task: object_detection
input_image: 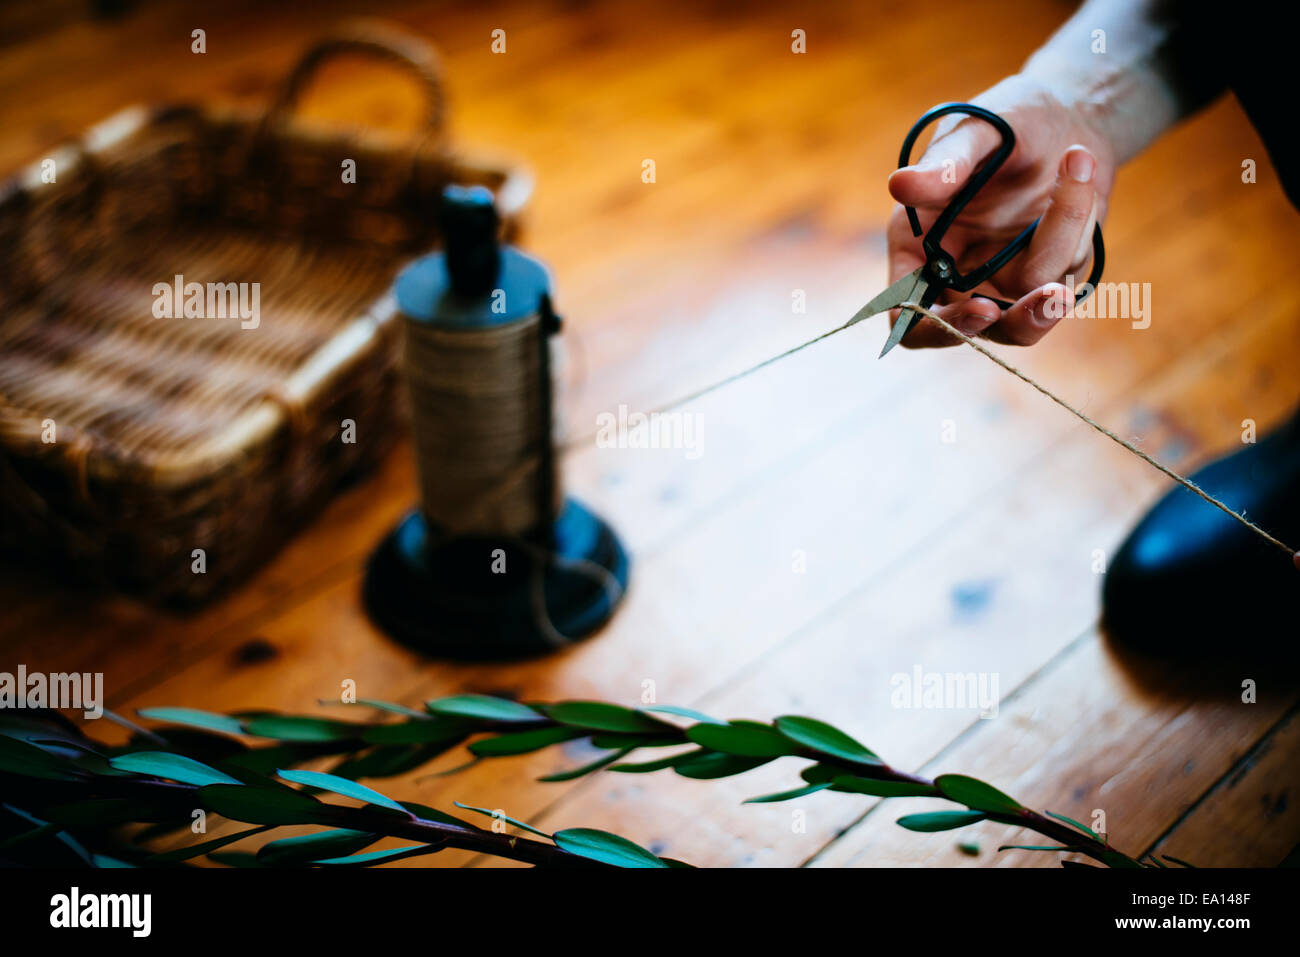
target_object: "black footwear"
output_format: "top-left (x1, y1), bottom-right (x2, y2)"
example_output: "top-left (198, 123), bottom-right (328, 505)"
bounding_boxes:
top-left (1102, 408), bottom-right (1300, 655)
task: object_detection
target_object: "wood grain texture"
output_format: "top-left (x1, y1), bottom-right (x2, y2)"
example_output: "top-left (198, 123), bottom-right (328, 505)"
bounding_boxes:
top-left (1150, 708), bottom-right (1300, 868)
top-left (2, 0), bottom-right (1297, 868)
top-left (808, 631), bottom-right (1297, 868)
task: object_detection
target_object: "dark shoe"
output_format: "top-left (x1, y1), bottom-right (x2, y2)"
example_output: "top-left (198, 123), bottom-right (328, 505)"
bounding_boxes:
top-left (1102, 409), bottom-right (1300, 655)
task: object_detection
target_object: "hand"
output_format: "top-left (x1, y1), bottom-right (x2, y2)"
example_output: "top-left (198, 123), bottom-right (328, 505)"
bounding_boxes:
top-left (885, 74), bottom-right (1116, 348)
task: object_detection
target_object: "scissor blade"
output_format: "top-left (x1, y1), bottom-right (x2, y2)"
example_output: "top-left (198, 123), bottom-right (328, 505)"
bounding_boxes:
top-left (878, 275), bottom-right (929, 358)
top-left (845, 268), bottom-right (925, 331)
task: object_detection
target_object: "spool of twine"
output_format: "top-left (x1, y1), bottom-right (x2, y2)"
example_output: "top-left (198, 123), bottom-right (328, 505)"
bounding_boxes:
top-left (401, 309), bottom-right (560, 538)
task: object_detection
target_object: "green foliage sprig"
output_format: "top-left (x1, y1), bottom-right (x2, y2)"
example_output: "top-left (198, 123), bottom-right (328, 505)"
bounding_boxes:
top-left (0, 696), bottom-right (1187, 869)
top-left (0, 707), bottom-right (672, 869)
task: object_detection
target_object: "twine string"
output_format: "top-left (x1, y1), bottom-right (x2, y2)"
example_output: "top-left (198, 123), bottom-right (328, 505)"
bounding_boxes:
top-left (403, 312), bottom-right (558, 537)
top-left (418, 299), bottom-right (1297, 570)
top-left (558, 299), bottom-right (1296, 558)
top-left (895, 300), bottom-right (1296, 558)
top-left (404, 310), bottom-right (620, 645)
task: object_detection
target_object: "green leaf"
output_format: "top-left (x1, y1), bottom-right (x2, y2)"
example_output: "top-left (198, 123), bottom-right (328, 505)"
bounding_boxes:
top-left (414, 756), bottom-right (481, 779)
top-left (743, 782), bottom-right (833, 803)
top-left (686, 721), bottom-right (799, 758)
top-left (774, 716), bottom-right (881, 765)
top-left (198, 784), bottom-right (328, 825)
top-left (136, 707), bottom-right (245, 737)
top-left (398, 801), bottom-right (470, 828)
top-left (452, 802), bottom-right (551, 839)
top-left (276, 768), bottom-right (409, 814)
top-left (997, 844), bottom-right (1080, 853)
top-left (362, 722), bottom-right (466, 746)
top-left (426, 695), bottom-right (542, 723)
top-left (896, 810), bottom-right (989, 832)
top-left (204, 762), bottom-right (289, 790)
top-left (673, 751), bottom-right (773, 779)
top-left (800, 763), bottom-right (837, 783)
top-left (0, 734), bottom-right (85, 781)
top-left (27, 736), bottom-right (107, 758)
top-left (258, 828), bottom-right (380, 866)
top-left (589, 734), bottom-right (682, 749)
top-left (1045, 810), bottom-right (1098, 839)
top-left (0, 822), bottom-right (61, 852)
top-left (543, 702), bottom-right (671, 734)
top-left (539, 748), bottom-right (636, 782)
top-left (933, 774), bottom-right (1024, 815)
top-left (797, 764), bottom-right (933, 795)
top-left (0, 717), bottom-right (92, 752)
top-left (1, 805), bottom-right (90, 864)
top-left (148, 826), bottom-right (273, 864)
top-left (1102, 850), bottom-right (1146, 868)
top-left (224, 743), bottom-right (342, 776)
top-left (553, 828), bottom-right (667, 868)
top-left (328, 744), bottom-right (448, 779)
top-left (45, 798), bottom-right (168, 830)
top-left (468, 726), bottom-right (587, 757)
top-left (109, 752), bottom-right (242, 787)
top-left (608, 751), bottom-right (698, 774)
top-left (828, 776), bottom-right (940, 798)
top-left (640, 705), bottom-right (724, 725)
top-left (314, 844), bottom-right (444, 866)
top-left (25, 738), bottom-right (125, 780)
top-left (342, 699), bottom-right (430, 718)
top-left (241, 715), bottom-right (366, 742)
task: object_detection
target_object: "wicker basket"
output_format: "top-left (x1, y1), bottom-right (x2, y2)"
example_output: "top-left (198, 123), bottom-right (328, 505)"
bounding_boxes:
top-left (0, 23), bottom-right (532, 604)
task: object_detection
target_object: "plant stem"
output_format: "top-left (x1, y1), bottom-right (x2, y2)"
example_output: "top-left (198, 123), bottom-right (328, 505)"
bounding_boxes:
top-left (797, 755), bottom-right (1133, 866)
top-left (77, 704), bottom-right (1147, 867)
top-left (93, 777), bottom-right (612, 869)
top-left (453, 717), bottom-right (1135, 866)
top-left (320, 806), bottom-right (610, 869)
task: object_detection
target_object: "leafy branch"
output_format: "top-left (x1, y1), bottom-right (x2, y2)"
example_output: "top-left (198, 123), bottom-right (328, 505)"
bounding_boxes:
top-left (0, 696), bottom-right (1186, 868)
top-left (0, 708), bottom-right (670, 869)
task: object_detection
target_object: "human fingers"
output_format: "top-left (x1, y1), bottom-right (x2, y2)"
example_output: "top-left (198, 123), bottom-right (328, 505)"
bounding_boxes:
top-left (980, 282), bottom-right (1075, 347)
top-left (1012, 145), bottom-right (1097, 292)
top-left (887, 114), bottom-right (1003, 209)
top-left (888, 296), bottom-right (1002, 350)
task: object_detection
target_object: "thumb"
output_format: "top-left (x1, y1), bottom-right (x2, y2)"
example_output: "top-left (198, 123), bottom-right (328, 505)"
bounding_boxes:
top-left (888, 114), bottom-right (1003, 207)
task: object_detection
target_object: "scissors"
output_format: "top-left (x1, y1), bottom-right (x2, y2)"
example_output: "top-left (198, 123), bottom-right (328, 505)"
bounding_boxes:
top-left (853, 102), bottom-right (1105, 357)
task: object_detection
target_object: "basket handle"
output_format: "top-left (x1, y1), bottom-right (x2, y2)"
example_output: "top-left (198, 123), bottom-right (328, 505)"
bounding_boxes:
top-left (264, 20), bottom-right (447, 135)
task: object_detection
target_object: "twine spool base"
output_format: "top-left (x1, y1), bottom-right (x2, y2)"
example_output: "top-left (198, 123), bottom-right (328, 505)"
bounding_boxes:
top-left (363, 497), bottom-right (628, 660)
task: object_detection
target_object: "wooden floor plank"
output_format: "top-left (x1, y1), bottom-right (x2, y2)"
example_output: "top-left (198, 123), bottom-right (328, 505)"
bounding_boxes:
top-left (809, 633), bottom-right (1299, 868)
top-left (1149, 708), bottom-right (1300, 868)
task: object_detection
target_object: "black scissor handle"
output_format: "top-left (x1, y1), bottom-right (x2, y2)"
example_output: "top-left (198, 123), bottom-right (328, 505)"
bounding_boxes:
top-left (899, 102), bottom-right (1104, 309)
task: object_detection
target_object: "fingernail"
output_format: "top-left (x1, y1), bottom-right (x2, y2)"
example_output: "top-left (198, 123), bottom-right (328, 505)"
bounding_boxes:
top-left (1065, 147), bottom-right (1095, 183)
top-left (1033, 286), bottom-right (1072, 326)
top-left (957, 303), bottom-right (994, 334)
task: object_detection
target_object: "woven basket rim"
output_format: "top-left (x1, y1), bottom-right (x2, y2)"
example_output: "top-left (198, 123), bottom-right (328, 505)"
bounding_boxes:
top-left (0, 101), bottom-right (531, 491)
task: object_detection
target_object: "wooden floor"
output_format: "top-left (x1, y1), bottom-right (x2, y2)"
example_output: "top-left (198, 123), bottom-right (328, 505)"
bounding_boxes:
top-left (3, 0), bottom-right (1299, 867)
